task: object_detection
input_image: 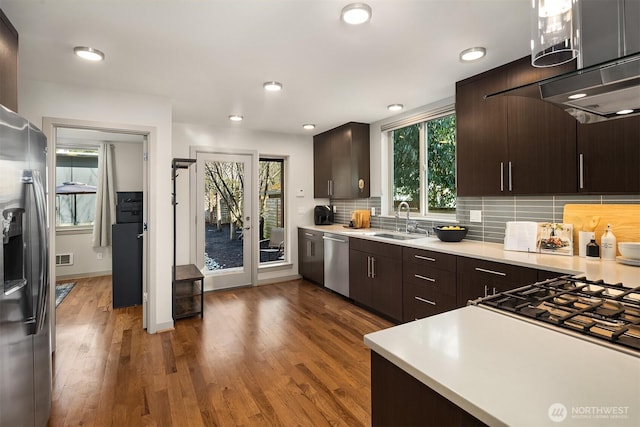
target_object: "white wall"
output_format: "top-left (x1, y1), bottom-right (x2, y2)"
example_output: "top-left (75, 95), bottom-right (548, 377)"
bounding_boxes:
top-left (19, 79), bottom-right (174, 333)
top-left (172, 123), bottom-right (316, 283)
top-left (55, 141), bottom-right (143, 278)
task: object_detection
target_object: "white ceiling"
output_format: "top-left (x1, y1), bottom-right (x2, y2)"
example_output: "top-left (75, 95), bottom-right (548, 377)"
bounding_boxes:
top-left (3, 0), bottom-right (533, 135)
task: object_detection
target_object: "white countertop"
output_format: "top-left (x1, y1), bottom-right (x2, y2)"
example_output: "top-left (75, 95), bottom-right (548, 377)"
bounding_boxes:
top-left (364, 306), bottom-right (640, 426)
top-left (301, 225), bottom-right (640, 287)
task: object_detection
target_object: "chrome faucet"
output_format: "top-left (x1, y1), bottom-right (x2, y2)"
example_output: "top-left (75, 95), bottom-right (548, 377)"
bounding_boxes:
top-left (397, 201), bottom-right (412, 233)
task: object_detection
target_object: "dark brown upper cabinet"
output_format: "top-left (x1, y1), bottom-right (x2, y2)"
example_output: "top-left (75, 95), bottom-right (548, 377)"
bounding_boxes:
top-left (456, 56), bottom-right (576, 196)
top-left (577, 116), bottom-right (640, 194)
top-left (0, 9), bottom-right (18, 112)
top-left (313, 122), bottom-right (370, 199)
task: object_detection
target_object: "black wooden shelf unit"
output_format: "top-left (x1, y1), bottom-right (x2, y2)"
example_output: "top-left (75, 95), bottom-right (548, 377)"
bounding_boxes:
top-left (171, 158), bottom-right (204, 320)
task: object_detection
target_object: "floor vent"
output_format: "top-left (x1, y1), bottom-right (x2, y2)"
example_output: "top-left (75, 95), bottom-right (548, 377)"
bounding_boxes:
top-left (55, 253), bottom-right (74, 266)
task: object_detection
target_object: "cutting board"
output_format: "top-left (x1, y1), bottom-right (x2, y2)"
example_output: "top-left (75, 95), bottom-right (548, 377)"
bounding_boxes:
top-left (563, 204), bottom-right (640, 255)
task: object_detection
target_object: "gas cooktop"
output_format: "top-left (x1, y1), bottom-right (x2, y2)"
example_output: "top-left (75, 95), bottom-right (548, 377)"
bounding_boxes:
top-left (472, 276), bottom-right (640, 356)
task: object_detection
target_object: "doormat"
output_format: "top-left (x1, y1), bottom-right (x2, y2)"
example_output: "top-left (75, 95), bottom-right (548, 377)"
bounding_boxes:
top-left (55, 282), bottom-right (76, 307)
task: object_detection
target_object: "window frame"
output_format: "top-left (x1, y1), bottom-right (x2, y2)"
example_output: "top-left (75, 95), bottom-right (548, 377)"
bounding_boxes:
top-left (384, 105), bottom-right (457, 220)
top-left (55, 145), bottom-right (100, 233)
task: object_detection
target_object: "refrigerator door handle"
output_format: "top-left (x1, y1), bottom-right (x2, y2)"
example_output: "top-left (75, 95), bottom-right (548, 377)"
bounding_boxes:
top-left (23, 169), bottom-right (49, 335)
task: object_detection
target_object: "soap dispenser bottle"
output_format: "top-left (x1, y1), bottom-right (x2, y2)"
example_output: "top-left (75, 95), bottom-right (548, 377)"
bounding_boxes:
top-left (601, 224), bottom-right (617, 260)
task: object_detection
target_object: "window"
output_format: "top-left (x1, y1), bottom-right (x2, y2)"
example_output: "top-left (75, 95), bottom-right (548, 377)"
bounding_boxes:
top-left (258, 158), bottom-right (285, 264)
top-left (55, 147), bottom-right (99, 227)
top-left (388, 111), bottom-right (456, 216)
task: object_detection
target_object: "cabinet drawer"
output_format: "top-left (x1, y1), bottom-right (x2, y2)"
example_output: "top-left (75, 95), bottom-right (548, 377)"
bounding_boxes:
top-left (403, 281), bottom-right (456, 321)
top-left (403, 247), bottom-right (456, 272)
top-left (457, 256), bottom-right (537, 287)
top-left (403, 262), bottom-right (456, 297)
top-left (349, 237), bottom-right (403, 259)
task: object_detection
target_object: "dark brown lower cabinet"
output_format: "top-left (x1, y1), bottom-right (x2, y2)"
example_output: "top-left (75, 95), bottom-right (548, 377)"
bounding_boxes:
top-left (349, 238), bottom-right (403, 322)
top-left (298, 228), bottom-right (324, 285)
top-left (402, 248), bottom-right (457, 322)
top-left (456, 257), bottom-right (538, 307)
top-left (371, 351), bottom-right (486, 427)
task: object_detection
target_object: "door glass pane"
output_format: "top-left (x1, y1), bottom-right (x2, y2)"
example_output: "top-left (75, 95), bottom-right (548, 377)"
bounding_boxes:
top-left (258, 159), bottom-right (284, 264)
top-left (203, 160), bottom-right (245, 273)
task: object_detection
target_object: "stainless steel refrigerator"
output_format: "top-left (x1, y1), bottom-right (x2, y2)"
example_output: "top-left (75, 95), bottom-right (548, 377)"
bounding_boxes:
top-left (0, 104), bottom-right (52, 426)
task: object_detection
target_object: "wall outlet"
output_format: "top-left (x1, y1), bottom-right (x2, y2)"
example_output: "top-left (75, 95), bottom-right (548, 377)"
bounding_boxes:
top-left (370, 207), bottom-right (376, 216)
top-left (470, 210), bottom-right (482, 223)
top-left (96, 251), bottom-right (103, 260)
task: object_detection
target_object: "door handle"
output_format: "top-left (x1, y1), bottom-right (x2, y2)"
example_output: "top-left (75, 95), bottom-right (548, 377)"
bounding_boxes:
top-left (500, 162), bottom-right (504, 192)
top-left (508, 161), bottom-right (513, 192)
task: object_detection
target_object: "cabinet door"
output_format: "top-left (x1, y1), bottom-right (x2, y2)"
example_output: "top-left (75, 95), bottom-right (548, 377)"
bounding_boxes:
top-left (309, 234), bottom-right (324, 285)
top-left (0, 10), bottom-right (18, 112)
top-left (456, 67), bottom-right (508, 196)
top-left (577, 115), bottom-right (640, 194)
top-left (370, 253), bottom-right (403, 321)
top-left (349, 249), bottom-right (372, 307)
top-left (456, 257), bottom-right (537, 306)
top-left (506, 57), bottom-right (577, 195)
top-left (313, 133), bottom-right (332, 198)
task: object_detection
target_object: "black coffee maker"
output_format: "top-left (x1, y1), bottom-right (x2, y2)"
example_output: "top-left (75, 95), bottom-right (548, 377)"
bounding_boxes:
top-left (314, 205), bottom-right (334, 225)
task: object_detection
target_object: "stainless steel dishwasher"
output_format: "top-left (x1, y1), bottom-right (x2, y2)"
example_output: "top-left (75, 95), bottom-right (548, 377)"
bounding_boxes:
top-left (322, 232), bottom-right (349, 297)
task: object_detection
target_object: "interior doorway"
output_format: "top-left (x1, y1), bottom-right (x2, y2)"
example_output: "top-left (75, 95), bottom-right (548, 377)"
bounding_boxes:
top-left (43, 118), bottom-right (150, 350)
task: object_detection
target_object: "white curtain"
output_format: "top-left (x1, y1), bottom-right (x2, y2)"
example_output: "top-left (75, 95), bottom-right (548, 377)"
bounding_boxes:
top-left (92, 143), bottom-right (116, 247)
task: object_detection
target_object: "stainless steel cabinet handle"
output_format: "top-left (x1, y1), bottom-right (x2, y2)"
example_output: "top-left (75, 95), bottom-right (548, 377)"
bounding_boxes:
top-left (371, 257), bottom-right (376, 278)
top-left (415, 296), bottom-right (436, 306)
top-left (414, 274), bottom-right (435, 282)
top-left (500, 162), bottom-right (504, 192)
top-left (579, 153), bottom-right (584, 189)
top-left (508, 161), bottom-right (513, 192)
top-left (367, 256), bottom-right (371, 278)
top-left (304, 232), bottom-right (314, 237)
top-left (484, 285), bottom-right (489, 297)
top-left (306, 241), bottom-right (312, 257)
top-left (475, 267), bottom-right (507, 276)
top-left (493, 287), bottom-right (497, 295)
top-left (414, 255), bottom-right (435, 262)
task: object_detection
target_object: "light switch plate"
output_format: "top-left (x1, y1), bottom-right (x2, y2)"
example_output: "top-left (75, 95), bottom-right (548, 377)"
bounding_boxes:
top-left (296, 189), bottom-right (304, 198)
top-left (470, 210), bottom-right (482, 223)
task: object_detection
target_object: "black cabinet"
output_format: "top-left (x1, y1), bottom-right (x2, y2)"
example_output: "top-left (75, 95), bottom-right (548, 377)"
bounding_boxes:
top-left (402, 247), bottom-right (457, 322)
top-left (298, 228), bottom-right (324, 285)
top-left (313, 122), bottom-right (370, 199)
top-left (456, 256), bottom-right (538, 307)
top-left (456, 56), bottom-right (577, 196)
top-left (577, 116), bottom-right (640, 194)
top-left (112, 223), bottom-right (143, 308)
top-left (349, 238), bottom-right (402, 322)
top-left (371, 352), bottom-right (486, 427)
top-left (0, 9), bottom-right (18, 112)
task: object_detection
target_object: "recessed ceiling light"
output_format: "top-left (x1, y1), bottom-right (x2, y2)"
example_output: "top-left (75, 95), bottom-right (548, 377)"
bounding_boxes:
top-left (263, 81), bottom-right (283, 92)
top-left (568, 93), bottom-right (587, 100)
top-left (229, 115), bottom-right (244, 122)
top-left (303, 124), bottom-right (316, 130)
top-left (74, 46), bottom-right (105, 61)
top-left (459, 47), bottom-right (486, 62)
top-left (387, 104), bottom-right (403, 112)
top-left (616, 109), bottom-right (634, 115)
top-left (341, 3), bottom-right (372, 25)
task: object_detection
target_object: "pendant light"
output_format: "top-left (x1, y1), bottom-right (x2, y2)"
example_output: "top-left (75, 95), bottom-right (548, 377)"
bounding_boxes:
top-left (531, 0), bottom-right (579, 67)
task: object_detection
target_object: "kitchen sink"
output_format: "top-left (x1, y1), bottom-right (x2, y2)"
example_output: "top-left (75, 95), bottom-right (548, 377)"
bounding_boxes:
top-left (373, 233), bottom-right (422, 241)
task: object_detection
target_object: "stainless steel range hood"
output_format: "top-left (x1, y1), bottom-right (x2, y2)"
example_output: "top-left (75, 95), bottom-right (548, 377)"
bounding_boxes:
top-left (487, 0), bottom-right (640, 124)
top-left (488, 53), bottom-right (640, 124)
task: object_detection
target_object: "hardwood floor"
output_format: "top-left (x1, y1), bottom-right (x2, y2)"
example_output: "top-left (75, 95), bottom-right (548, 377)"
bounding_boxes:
top-left (50, 277), bottom-right (393, 426)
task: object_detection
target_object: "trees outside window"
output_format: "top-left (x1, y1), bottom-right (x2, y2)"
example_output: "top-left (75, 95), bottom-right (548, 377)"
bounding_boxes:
top-left (389, 112), bottom-right (456, 216)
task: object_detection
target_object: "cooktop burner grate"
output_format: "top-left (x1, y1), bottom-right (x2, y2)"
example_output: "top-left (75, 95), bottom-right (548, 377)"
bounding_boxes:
top-left (474, 276), bottom-right (640, 354)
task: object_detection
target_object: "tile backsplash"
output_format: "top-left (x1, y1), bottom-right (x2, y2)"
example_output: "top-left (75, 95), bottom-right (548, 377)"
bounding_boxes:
top-left (330, 195), bottom-right (640, 244)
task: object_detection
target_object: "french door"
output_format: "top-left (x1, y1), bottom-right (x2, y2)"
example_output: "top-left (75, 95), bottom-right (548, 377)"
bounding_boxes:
top-left (195, 152), bottom-right (254, 290)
